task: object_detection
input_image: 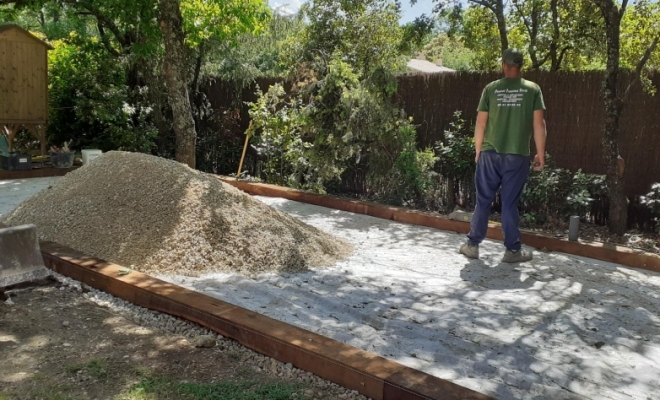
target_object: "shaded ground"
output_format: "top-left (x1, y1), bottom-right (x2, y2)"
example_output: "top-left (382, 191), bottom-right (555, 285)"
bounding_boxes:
top-left (0, 282), bottom-right (351, 400)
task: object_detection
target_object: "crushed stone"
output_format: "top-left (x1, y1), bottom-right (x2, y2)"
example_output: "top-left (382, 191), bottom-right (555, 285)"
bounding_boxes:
top-left (3, 151), bottom-right (351, 276)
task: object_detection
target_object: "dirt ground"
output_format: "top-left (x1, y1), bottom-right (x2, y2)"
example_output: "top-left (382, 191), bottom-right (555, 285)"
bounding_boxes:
top-left (0, 280), bottom-right (352, 400)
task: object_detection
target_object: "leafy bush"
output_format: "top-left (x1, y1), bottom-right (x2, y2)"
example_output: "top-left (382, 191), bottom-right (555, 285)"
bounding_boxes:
top-left (521, 155), bottom-right (607, 224)
top-left (640, 183), bottom-right (660, 231)
top-left (48, 34), bottom-right (157, 153)
top-left (246, 57), bottom-right (437, 206)
top-left (435, 111), bottom-right (476, 182)
top-left (245, 84), bottom-right (309, 189)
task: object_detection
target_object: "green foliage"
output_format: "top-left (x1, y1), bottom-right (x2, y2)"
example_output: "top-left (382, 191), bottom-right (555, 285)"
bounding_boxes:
top-left (460, 6), bottom-right (502, 70)
top-left (366, 123), bottom-right (439, 207)
top-left (283, 0), bottom-right (406, 78)
top-left (640, 183), bottom-right (660, 230)
top-left (48, 34), bottom-right (157, 152)
top-left (245, 0), bottom-right (431, 204)
top-left (245, 84), bottom-right (309, 188)
top-left (621, 0), bottom-right (660, 70)
top-left (435, 111), bottom-right (476, 180)
top-left (181, 0), bottom-right (271, 48)
top-left (399, 15), bottom-right (436, 56)
top-left (521, 155), bottom-right (607, 224)
top-left (120, 377), bottom-right (304, 400)
top-left (421, 34), bottom-right (476, 71)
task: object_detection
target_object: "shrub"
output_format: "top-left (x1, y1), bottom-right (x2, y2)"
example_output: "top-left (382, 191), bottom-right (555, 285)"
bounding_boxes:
top-left (521, 155), bottom-right (607, 224)
top-left (48, 34), bottom-right (157, 153)
top-left (640, 183), bottom-right (660, 232)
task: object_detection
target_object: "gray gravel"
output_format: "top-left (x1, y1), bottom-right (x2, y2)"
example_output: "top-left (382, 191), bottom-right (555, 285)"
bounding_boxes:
top-left (3, 151), bottom-right (351, 277)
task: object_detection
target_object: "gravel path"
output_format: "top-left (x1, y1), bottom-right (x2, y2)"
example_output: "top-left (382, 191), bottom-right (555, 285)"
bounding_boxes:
top-left (4, 177), bottom-right (660, 400)
top-left (161, 197), bottom-right (660, 400)
top-left (0, 178), bottom-right (59, 218)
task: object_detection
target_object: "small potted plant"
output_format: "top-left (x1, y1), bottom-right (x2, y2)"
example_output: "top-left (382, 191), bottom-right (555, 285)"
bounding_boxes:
top-left (50, 141), bottom-right (75, 168)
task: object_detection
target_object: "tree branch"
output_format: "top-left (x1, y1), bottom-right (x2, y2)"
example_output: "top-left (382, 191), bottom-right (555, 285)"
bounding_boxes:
top-left (191, 41), bottom-right (205, 93)
top-left (622, 36), bottom-right (659, 103)
top-left (620, 0), bottom-right (629, 18)
top-left (556, 45), bottom-right (572, 70)
top-left (97, 22), bottom-right (120, 57)
top-left (68, 0), bottom-right (129, 49)
top-left (468, 0), bottom-right (497, 14)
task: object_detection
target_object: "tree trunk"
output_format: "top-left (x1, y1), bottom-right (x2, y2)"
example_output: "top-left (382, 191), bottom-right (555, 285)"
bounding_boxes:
top-left (158, 0), bottom-right (197, 168)
top-left (469, 0), bottom-right (508, 52)
top-left (598, 0), bottom-right (628, 235)
top-left (549, 0), bottom-right (561, 70)
top-left (495, 0), bottom-right (509, 52)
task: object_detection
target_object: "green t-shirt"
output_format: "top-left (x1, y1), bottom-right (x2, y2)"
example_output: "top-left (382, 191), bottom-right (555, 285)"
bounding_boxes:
top-left (477, 78), bottom-right (545, 156)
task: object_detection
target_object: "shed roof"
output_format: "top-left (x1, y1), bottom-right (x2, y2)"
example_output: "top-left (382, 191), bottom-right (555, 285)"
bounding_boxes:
top-left (0, 23), bottom-right (54, 50)
top-left (406, 59), bottom-right (456, 74)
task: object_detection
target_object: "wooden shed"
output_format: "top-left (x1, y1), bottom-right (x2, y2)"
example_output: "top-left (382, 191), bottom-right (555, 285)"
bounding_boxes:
top-left (0, 24), bottom-right (53, 155)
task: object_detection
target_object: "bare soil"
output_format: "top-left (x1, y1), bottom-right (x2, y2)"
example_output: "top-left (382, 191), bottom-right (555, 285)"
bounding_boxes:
top-left (0, 281), bottom-right (349, 400)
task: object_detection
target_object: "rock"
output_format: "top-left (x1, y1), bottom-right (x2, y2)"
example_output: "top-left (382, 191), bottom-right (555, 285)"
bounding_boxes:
top-left (594, 341), bottom-right (606, 349)
top-left (194, 335), bottom-right (216, 348)
top-left (62, 321), bottom-right (70, 327)
top-left (285, 363), bottom-right (293, 370)
top-left (4, 297), bottom-right (14, 305)
top-left (448, 210), bottom-right (473, 222)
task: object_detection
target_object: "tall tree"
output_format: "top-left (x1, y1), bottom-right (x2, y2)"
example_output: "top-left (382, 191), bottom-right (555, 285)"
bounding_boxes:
top-left (592, 0), bottom-right (659, 234)
top-left (1, 0), bottom-right (270, 168)
top-left (410, 0), bottom-right (507, 51)
top-left (158, 0), bottom-right (197, 168)
top-left (468, 0), bottom-right (508, 52)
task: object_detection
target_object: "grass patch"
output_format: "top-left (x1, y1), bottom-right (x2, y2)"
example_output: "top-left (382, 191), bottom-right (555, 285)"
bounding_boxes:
top-left (65, 359), bottom-right (108, 379)
top-left (117, 377), bottom-right (306, 400)
top-left (65, 364), bottom-right (84, 374)
top-left (86, 360), bottom-right (108, 379)
top-left (2, 384), bottom-right (74, 400)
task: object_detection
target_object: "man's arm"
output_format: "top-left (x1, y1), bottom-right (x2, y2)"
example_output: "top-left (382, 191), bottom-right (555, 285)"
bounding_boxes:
top-left (533, 109), bottom-right (547, 171)
top-left (474, 111), bottom-right (488, 163)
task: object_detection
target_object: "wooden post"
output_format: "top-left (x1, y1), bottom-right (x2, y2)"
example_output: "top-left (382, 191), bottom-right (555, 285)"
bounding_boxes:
top-left (236, 132), bottom-right (251, 179)
top-left (6, 125), bottom-right (16, 153)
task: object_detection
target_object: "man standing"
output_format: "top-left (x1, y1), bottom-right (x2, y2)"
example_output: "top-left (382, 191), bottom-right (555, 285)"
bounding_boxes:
top-left (459, 48), bottom-right (547, 263)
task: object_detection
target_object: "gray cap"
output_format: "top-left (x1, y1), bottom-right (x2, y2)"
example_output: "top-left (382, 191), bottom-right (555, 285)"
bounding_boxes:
top-left (498, 48), bottom-right (524, 68)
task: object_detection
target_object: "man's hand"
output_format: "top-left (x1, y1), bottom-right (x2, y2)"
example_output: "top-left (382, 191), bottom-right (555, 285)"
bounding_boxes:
top-left (533, 154), bottom-right (545, 171)
top-left (475, 151), bottom-right (481, 163)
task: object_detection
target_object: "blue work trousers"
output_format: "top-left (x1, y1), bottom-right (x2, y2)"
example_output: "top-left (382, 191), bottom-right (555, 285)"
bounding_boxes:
top-left (467, 150), bottom-right (530, 251)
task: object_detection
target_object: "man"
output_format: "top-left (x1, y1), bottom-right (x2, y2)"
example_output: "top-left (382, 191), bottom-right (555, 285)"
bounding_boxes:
top-left (459, 48), bottom-right (547, 263)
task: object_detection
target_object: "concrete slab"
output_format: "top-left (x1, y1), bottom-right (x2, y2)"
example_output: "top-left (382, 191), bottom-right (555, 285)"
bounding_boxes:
top-left (0, 224), bottom-right (50, 288)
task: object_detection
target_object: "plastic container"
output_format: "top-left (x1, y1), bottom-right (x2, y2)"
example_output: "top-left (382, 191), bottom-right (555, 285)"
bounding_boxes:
top-left (0, 153), bottom-right (32, 171)
top-left (81, 149), bottom-right (103, 165)
top-left (50, 152), bottom-right (75, 168)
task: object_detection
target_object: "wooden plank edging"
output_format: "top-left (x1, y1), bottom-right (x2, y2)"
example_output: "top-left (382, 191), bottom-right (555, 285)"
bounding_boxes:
top-left (40, 241), bottom-right (492, 400)
top-left (0, 166), bottom-right (78, 180)
top-left (219, 177), bottom-right (660, 274)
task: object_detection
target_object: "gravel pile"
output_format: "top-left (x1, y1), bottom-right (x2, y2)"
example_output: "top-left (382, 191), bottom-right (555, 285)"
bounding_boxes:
top-left (49, 273), bottom-right (368, 400)
top-left (3, 151), bottom-right (351, 276)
